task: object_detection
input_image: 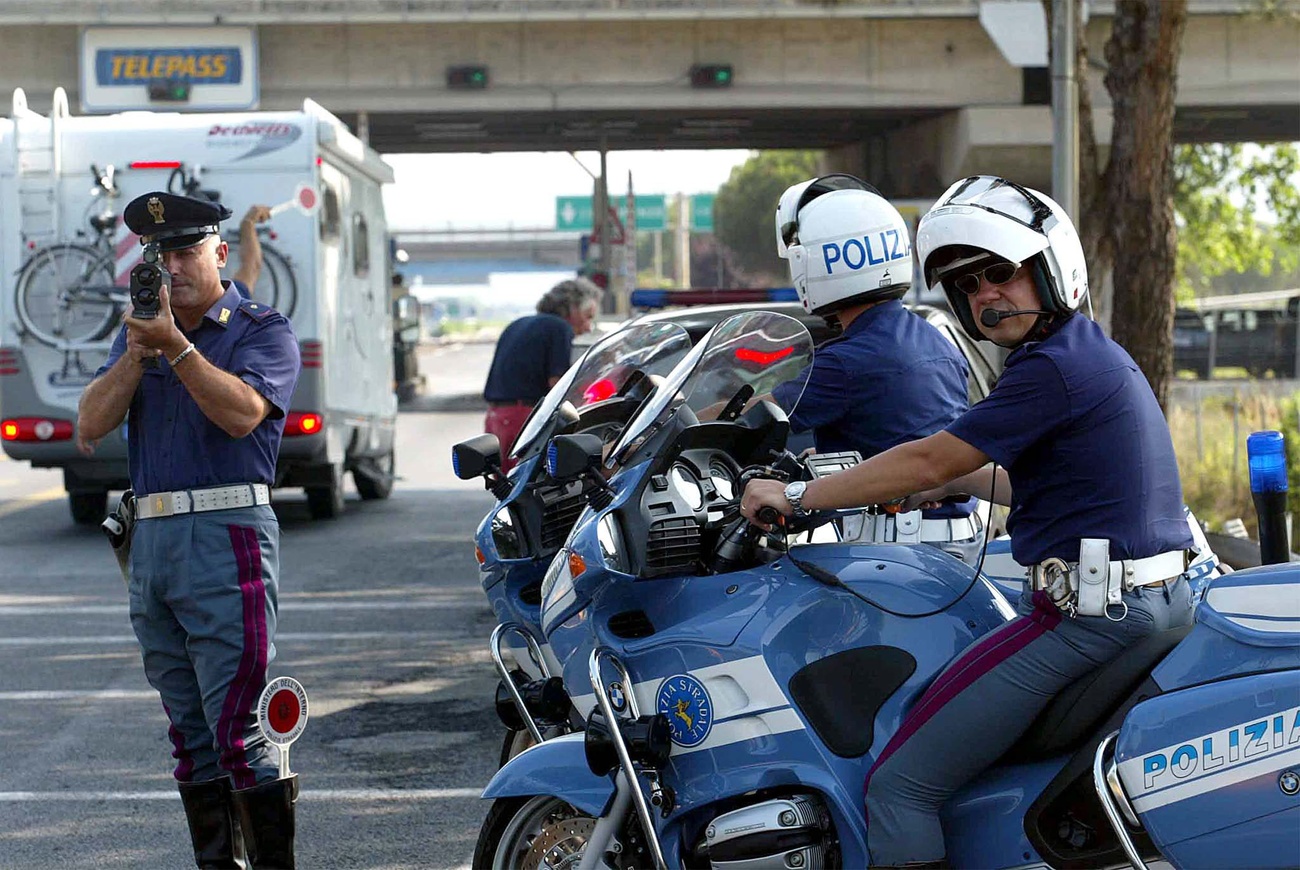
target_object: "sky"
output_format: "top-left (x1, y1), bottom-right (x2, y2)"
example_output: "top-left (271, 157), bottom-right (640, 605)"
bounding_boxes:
top-left (381, 149), bottom-right (752, 231)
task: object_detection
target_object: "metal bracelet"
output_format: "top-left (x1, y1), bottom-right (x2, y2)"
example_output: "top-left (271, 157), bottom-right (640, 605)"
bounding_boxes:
top-left (170, 342), bottom-right (197, 367)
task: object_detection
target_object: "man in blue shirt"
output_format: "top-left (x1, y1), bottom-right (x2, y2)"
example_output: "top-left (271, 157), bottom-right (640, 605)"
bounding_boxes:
top-left (742, 177), bottom-right (1195, 868)
top-left (78, 192), bottom-right (302, 869)
top-left (483, 277), bottom-right (601, 470)
top-left (768, 174), bottom-right (976, 541)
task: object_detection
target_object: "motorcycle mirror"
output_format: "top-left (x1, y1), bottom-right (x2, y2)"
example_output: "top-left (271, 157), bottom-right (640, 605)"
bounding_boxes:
top-left (452, 433), bottom-right (502, 480)
top-left (545, 433), bottom-right (605, 480)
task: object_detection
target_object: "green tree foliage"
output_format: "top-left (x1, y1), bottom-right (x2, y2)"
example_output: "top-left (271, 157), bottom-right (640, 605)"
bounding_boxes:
top-left (714, 150), bottom-right (821, 279)
top-left (1174, 143), bottom-right (1300, 298)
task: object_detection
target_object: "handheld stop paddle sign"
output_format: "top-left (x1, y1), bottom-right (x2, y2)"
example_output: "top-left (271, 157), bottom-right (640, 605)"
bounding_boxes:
top-left (257, 676), bottom-right (309, 778)
top-left (269, 184), bottom-right (321, 218)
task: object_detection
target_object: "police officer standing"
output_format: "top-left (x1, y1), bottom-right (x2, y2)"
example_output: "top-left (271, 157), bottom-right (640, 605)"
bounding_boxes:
top-left (742, 176), bottom-right (1195, 868)
top-left (78, 192), bottom-right (302, 869)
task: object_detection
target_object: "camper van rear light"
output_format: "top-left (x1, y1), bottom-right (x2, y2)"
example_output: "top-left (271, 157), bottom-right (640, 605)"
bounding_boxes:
top-left (1, 417), bottom-right (74, 442)
top-left (284, 412), bottom-right (323, 437)
top-left (300, 341), bottom-right (323, 369)
top-left (128, 161), bottom-right (184, 170)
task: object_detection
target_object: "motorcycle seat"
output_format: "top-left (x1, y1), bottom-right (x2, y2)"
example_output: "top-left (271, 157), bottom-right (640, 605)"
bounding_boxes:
top-left (1003, 624), bottom-right (1193, 763)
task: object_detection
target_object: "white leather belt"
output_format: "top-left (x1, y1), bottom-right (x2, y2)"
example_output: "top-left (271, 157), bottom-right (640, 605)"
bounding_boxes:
top-left (136, 483), bottom-right (271, 519)
top-left (1032, 548), bottom-right (1188, 592)
top-left (844, 510), bottom-right (981, 544)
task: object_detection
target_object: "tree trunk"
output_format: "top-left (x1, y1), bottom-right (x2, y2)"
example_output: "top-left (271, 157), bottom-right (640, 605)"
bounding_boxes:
top-left (1103, 0), bottom-right (1188, 410)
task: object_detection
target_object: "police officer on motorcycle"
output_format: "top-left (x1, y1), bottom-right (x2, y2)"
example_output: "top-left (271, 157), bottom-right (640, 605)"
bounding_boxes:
top-left (718, 174), bottom-right (980, 547)
top-left (771, 175), bottom-right (971, 459)
top-left (742, 176), bottom-right (1197, 868)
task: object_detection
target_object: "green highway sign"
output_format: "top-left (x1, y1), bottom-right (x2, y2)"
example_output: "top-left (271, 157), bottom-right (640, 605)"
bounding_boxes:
top-left (555, 194), bottom-right (667, 232)
top-left (691, 193), bottom-right (716, 233)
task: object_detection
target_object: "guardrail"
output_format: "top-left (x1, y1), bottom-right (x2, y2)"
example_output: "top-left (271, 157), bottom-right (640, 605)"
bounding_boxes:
top-left (0, 0), bottom-right (1257, 24)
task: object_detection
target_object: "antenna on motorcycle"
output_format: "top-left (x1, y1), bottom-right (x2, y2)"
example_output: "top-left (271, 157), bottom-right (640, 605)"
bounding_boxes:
top-left (452, 434), bottom-right (513, 500)
top-left (546, 434), bottom-right (616, 510)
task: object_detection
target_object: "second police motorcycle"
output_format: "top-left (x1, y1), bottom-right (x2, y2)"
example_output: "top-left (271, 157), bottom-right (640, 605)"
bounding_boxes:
top-left (472, 310), bottom-right (1299, 870)
top-left (454, 321), bottom-right (693, 761)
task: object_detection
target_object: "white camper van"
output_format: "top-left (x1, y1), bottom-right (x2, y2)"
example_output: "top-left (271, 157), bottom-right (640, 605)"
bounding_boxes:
top-left (0, 88), bottom-right (397, 521)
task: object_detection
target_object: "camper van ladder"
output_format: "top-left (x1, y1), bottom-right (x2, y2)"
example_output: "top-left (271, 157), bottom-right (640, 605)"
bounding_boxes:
top-left (10, 87), bottom-right (69, 247)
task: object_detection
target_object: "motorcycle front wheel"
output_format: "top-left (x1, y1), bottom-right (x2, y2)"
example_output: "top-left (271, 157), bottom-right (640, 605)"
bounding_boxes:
top-left (474, 795), bottom-right (600, 870)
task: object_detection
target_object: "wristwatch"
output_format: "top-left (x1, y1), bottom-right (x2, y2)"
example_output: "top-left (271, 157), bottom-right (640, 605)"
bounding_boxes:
top-left (783, 480), bottom-right (810, 519)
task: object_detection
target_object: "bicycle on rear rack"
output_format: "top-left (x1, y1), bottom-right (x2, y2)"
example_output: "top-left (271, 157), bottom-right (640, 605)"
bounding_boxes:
top-left (13, 163), bottom-right (299, 350)
top-left (13, 163), bottom-right (126, 348)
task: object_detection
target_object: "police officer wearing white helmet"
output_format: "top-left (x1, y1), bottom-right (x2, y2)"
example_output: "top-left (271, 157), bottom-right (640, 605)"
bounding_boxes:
top-left (742, 176), bottom-right (1196, 868)
top-left (757, 175), bottom-right (979, 543)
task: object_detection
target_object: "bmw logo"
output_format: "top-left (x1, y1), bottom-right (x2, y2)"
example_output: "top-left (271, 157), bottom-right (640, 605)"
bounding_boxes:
top-left (656, 674), bottom-right (712, 747)
top-left (609, 682), bottom-right (627, 713)
top-left (1280, 770), bottom-right (1300, 796)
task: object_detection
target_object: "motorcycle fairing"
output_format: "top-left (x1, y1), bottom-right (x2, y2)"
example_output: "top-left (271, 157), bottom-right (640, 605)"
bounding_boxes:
top-left (481, 732), bottom-right (617, 817)
top-left (790, 539), bottom-right (1015, 617)
top-left (1115, 669), bottom-right (1300, 868)
top-left (1152, 567), bottom-right (1300, 692)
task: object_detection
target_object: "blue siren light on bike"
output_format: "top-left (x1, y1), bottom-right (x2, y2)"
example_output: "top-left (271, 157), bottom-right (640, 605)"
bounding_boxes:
top-left (451, 449), bottom-right (461, 478)
top-left (1247, 430), bottom-right (1288, 493)
top-left (546, 442), bottom-right (560, 477)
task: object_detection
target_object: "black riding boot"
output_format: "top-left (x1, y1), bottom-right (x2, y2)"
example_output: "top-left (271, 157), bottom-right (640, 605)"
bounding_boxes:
top-left (231, 775), bottom-right (298, 870)
top-left (177, 777), bottom-right (248, 869)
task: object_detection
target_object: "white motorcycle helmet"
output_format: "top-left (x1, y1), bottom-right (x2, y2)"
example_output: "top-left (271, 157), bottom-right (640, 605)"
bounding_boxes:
top-left (916, 176), bottom-right (1088, 343)
top-left (775, 174), bottom-right (913, 316)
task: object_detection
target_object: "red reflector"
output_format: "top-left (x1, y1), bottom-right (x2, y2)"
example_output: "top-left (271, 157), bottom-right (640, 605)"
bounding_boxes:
top-left (0, 347), bottom-right (18, 376)
top-left (300, 341), bottom-right (323, 369)
top-left (1, 417), bottom-right (74, 442)
top-left (735, 346), bottom-right (795, 366)
top-left (128, 161), bottom-right (184, 169)
top-left (284, 411), bottom-right (323, 437)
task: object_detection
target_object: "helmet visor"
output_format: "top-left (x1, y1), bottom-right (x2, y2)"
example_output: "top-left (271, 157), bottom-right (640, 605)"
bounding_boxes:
top-left (933, 176), bottom-right (1054, 233)
top-left (775, 174), bottom-right (882, 258)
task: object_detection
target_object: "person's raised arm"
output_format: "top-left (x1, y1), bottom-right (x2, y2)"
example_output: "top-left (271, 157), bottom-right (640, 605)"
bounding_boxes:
top-left (230, 205), bottom-right (271, 289)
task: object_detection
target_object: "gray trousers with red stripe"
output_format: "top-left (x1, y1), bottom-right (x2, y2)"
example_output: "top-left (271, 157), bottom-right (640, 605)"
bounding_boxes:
top-left (129, 505), bottom-right (280, 789)
top-left (864, 581), bottom-right (1194, 866)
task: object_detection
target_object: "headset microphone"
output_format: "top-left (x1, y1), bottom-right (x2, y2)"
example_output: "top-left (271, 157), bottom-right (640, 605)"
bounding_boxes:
top-left (980, 308), bottom-right (1050, 328)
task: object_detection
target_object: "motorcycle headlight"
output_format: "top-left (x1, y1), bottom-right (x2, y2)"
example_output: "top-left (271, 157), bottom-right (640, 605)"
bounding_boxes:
top-left (597, 513), bottom-right (629, 573)
top-left (490, 506), bottom-right (524, 559)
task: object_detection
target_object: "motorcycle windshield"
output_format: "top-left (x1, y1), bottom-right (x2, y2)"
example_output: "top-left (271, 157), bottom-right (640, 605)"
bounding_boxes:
top-left (609, 311), bottom-right (814, 468)
top-left (510, 321), bottom-right (693, 461)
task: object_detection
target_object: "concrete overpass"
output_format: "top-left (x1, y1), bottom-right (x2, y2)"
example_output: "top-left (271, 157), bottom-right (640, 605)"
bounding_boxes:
top-left (1, 0), bottom-right (1296, 196)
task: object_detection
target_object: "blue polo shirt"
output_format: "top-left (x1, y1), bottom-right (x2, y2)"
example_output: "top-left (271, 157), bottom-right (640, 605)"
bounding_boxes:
top-left (946, 314), bottom-right (1193, 565)
top-left (97, 281), bottom-right (301, 494)
top-left (772, 300), bottom-right (973, 515)
top-left (483, 313), bottom-right (573, 404)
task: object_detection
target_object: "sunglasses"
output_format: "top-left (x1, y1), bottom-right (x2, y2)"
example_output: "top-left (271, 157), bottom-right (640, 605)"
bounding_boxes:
top-left (951, 261), bottom-right (1022, 296)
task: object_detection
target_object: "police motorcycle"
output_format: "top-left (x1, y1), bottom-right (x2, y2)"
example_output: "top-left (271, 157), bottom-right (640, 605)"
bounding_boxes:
top-left (474, 310), bottom-right (1300, 870)
top-left (453, 321), bottom-right (692, 763)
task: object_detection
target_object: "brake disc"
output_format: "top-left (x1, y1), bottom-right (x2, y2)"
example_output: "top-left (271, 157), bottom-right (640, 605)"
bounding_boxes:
top-left (523, 815), bottom-right (597, 870)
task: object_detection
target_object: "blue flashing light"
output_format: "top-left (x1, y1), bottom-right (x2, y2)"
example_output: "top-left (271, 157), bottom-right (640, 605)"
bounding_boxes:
top-left (1247, 430), bottom-right (1288, 493)
top-left (632, 289), bottom-right (669, 309)
top-left (629, 287), bottom-right (800, 310)
top-left (546, 441), bottom-right (559, 477)
top-left (451, 449), bottom-right (461, 477)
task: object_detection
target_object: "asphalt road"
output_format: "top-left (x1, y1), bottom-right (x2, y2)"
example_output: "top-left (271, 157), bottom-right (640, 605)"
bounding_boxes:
top-left (0, 345), bottom-right (506, 869)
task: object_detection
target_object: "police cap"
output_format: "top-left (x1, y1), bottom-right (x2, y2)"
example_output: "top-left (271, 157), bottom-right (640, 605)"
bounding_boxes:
top-left (123, 192), bottom-right (234, 252)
